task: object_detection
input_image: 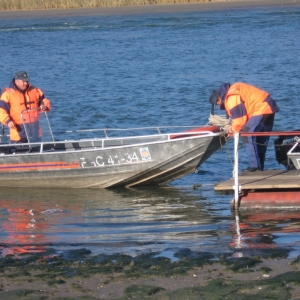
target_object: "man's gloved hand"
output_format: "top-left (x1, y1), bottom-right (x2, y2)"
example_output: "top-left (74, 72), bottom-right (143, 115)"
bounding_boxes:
top-left (7, 120), bottom-right (16, 129)
top-left (40, 105), bottom-right (48, 112)
top-left (227, 125), bottom-right (234, 134)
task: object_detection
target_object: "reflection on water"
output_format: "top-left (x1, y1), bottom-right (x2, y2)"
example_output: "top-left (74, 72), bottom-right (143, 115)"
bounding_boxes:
top-left (230, 210), bottom-right (300, 258)
top-left (0, 186), bottom-right (232, 258)
top-left (2, 186), bottom-right (300, 259)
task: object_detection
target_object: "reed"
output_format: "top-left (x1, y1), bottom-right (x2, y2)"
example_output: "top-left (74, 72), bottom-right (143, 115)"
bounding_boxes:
top-left (0, 0), bottom-right (213, 10)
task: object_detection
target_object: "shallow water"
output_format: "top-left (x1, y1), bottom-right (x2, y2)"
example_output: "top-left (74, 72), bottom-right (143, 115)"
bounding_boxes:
top-left (0, 4), bottom-right (300, 259)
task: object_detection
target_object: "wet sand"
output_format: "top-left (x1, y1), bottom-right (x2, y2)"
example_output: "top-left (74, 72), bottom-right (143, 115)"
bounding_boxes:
top-left (0, 0), bottom-right (299, 19)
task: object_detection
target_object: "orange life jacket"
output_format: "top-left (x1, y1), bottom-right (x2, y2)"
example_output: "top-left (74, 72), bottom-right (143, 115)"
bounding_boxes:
top-left (224, 82), bottom-right (278, 132)
top-left (0, 83), bottom-right (51, 142)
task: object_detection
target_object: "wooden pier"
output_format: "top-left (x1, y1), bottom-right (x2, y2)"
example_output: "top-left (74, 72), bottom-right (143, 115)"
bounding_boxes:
top-left (215, 169), bottom-right (300, 209)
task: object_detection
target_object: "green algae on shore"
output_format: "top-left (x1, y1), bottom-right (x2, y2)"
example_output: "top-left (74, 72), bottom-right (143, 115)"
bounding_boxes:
top-left (1, 247), bottom-right (300, 299)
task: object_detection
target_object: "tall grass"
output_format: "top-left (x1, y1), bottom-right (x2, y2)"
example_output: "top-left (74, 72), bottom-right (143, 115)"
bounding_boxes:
top-left (0, 0), bottom-right (214, 10)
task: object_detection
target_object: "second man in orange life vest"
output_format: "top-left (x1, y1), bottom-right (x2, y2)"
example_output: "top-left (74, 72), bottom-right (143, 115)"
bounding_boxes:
top-left (209, 82), bottom-right (279, 172)
top-left (0, 71), bottom-right (51, 143)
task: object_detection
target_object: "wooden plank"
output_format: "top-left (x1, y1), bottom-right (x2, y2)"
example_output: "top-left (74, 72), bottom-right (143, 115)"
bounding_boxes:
top-left (232, 131), bottom-right (300, 137)
top-left (214, 169), bottom-right (300, 191)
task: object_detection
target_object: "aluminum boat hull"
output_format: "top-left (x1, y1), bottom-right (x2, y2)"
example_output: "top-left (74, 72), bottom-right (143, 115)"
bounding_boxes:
top-left (0, 126), bottom-right (225, 188)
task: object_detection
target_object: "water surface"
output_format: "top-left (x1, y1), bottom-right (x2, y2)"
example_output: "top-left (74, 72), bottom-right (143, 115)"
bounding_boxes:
top-left (0, 4), bottom-right (300, 259)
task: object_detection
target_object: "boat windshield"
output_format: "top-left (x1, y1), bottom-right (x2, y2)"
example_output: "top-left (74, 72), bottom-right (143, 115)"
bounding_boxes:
top-left (21, 108), bottom-right (54, 143)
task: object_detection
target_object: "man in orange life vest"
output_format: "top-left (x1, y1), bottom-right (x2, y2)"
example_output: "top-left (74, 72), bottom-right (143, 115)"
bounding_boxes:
top-left (0, 71), bottom-right (51, 143)
top-left (209, 82), bottom-right (279, 172)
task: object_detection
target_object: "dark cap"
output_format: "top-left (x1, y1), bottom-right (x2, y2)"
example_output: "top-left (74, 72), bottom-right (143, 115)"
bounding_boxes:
top-left (219, 83), bottom-right (230, 102)
top-left (218, 83), bottom-right (231, 110)
top-left (14, 71), bottom-right (30, 82)
top-left (209, 89), bottom-right (219, 105)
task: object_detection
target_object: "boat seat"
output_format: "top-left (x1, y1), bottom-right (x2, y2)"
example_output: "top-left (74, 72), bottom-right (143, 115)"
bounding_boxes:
top-left (103, 136), bottom-right (168, 148)
top-left (52, 140), bottom-right (103, 151)
top-left (0, 146), bottom-right (10, 155)
top-left (0, 144), bottom-right (35, 154)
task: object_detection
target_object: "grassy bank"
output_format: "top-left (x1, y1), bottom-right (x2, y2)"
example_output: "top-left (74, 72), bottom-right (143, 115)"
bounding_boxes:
top-left (0, 0), bottom-right (224, 11)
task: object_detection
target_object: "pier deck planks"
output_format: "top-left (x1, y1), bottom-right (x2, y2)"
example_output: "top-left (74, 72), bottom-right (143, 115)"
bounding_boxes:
top-left (214, 169), bottom-right (300, 191)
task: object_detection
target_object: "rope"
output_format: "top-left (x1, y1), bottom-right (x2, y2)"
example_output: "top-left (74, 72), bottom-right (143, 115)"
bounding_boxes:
top-left (205, 114), bottom-right (233, 168)
top-left (208, 114), bottom-right (287, 148)
top-left (207, 114), bottom-right (298, 170)
top-left (207, 114), bottom-right (231, 146)
top-left (208, 114), bottom-right (231, 132)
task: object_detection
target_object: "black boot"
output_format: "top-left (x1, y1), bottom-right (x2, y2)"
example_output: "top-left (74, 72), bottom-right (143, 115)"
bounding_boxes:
top-left (243, 167), bottom-right (263, 172)
top-left (259, 153), bottom-right (265, 171)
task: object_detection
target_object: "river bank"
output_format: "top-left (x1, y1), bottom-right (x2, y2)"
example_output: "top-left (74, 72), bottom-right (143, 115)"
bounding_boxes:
top-left (1, 249), bottom-right (300, 299)
top-left (0, 0), bottom-right (299, 19)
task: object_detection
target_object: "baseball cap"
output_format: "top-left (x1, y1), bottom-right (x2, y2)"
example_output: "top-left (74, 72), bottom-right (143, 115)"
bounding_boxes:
top-left (14, 71), bottom-right (30, 82)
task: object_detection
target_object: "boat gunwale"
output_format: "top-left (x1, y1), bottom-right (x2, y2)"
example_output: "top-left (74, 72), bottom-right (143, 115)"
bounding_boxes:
top-left (0, 126), bottom-right (223, 157)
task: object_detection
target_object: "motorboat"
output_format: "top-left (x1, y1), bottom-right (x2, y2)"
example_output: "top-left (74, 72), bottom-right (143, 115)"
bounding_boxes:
top-left (0, 109), bottom-right (227, 188)
top-left (274, 131), bottom-right (300, 170)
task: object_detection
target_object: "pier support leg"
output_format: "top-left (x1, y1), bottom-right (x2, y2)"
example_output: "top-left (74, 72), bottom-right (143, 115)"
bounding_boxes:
top-left (233, 132), bottom-right (240, 210)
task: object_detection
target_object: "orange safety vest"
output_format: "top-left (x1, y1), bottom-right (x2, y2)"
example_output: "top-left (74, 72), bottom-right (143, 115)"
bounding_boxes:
top-left (224, 82), bottom-right (276, 132)
top-left (0, 84), bottom-right (51, 142)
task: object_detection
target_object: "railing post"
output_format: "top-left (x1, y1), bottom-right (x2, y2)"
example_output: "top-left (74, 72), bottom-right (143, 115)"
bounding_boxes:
top-left (0, 124), bottom-right (3, 143)
top-left (233, 132), bottom-right (240, 210)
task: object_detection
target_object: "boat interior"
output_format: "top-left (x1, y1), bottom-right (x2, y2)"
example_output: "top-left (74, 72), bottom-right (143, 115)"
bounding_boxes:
top-left (0, 109), bottom-right (221, 155)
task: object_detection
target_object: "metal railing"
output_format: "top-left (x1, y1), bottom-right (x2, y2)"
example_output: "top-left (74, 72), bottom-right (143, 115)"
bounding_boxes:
top-left (1, 109), bottom-right (221, 154)
top-left (232, 131), bottom-right (300, 210)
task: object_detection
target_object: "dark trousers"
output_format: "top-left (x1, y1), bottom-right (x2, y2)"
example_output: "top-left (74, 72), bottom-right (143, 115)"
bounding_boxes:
top-left (241, 114), bottom-right (275, 170)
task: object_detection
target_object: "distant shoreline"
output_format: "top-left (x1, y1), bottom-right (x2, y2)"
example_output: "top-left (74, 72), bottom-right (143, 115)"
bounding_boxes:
top-left (0, 0), bottom-right (299, 19)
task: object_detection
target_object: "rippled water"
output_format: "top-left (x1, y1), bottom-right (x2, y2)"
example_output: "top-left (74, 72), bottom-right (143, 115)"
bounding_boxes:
top-left (0, 3), bottom-right (300, 259)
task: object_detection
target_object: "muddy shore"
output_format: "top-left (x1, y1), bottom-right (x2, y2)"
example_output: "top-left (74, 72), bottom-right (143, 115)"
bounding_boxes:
top-left (0, 249), bottom-right (300, 300)
top-left (2, 248), bottom-right (300, 299)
